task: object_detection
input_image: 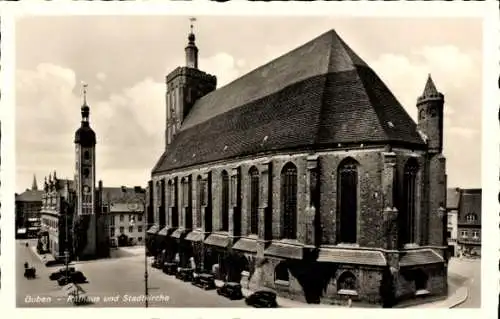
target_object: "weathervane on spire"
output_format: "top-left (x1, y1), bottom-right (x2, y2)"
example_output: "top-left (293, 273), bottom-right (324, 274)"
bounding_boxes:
top-left (189, 17), bottom-right (196, 34)
top-left (82, 81), bottom-right (88, 105)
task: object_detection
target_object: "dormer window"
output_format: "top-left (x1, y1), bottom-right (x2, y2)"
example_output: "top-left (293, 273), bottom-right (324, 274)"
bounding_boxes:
top-left (465, 213), bottom-right (477, 222)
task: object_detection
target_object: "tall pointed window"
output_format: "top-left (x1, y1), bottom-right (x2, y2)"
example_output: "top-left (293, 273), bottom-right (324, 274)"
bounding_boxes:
top-left (337, 158), bottom-right (358, 244)
top-left (196, 176), bottom-right (203, 228)
top-left (204, 174), bottom-right (212, 232)
top-left (403, 158), bottom-right (419, 244)
top-left (249, 167), bottom-right (259, 235)
top-left (281, 163), bottom-right (297, 239)
top-left (159, 179), bottom-right (166, 228)
top-left (171, 179), bottom-right (179, 228)
top-left (221, 170), bottom-right (229, 231)
top-left (182, 177), bottom-right (192, 229)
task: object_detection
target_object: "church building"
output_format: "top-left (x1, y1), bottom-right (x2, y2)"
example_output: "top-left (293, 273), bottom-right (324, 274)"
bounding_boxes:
top-left (150, 27), bottom-right (448, 307)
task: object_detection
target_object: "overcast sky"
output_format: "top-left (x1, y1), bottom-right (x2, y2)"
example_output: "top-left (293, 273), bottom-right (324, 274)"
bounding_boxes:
top-left (15, 16), bottom-right (482, 193)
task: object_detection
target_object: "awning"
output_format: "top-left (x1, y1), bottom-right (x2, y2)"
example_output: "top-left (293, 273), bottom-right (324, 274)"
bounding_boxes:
top-left (146, 225), bottom-right (159, 235)
top-left (264, 240), bottom-right (303, 259)
top-left (317, 248), bottom-right (387, 266)
top-left (185, 231), bottom-right (204, 242)
top-left (204, 233), bottom-right (229, 248)
top-left (28, 227), bottom-right (40, 231)
top-left (171, 228), bottom-right (187, 239)
top-left (232, 237), bottom-right (258, 253)
top-left (157, 227), bottom-right (172, 237)
top-left (399, 249), bottom-right (444, 267)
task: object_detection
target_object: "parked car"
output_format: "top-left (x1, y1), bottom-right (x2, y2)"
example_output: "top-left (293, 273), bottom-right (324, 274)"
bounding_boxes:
top-left (192, 273), bottom-right (216, 290)
top-left (175, 268), bottom-right (194, 282)
top-left (152, 259), bottom-right (162, 269)
top-left (217, 282), bottom-right (244, 300)
top-left (245, 290), bottom-right (278, 308)
top-left (49, 267), bottom-right (76, 280)
top-left (162, 262), bottom-right (178, 275)
top-left (57, 271), bottom-right (87, 286)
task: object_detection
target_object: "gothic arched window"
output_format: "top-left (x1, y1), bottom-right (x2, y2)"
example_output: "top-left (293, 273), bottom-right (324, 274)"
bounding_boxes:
top-left (170, 179), bottom-right (179, 228)
top-left (181, 177), bottom-right (192, 229)
top-left (281, 162), bottom-right (297, 239)
top-left (196, 176), bottom-right (203, 228)
top-left (159, 179), bottom-right (166, 227)
top-left (221, 170), bottom-right (229, 231)
top-left (337, 158), bottom-right (358, 244)
top-left (249, 166), bottom-right (259, 235)
top-left (337, 271), bottom-right (357, 291)
top-left (403, 158), bottom-right (419, 244)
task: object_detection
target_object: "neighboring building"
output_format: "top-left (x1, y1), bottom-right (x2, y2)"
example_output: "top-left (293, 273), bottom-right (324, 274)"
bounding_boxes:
top-left (457, 188), bottom-right (481, 258)
top-left (102, 186), bottom-right (146, 247)
top-left (39, 173), bottom-right (75, 259)
top-left (149, 29), bottom-right (448, 306)
top-left (15, 175), bottom-right (43, 238)
top-left (446, 188), bottom-right (460, 257)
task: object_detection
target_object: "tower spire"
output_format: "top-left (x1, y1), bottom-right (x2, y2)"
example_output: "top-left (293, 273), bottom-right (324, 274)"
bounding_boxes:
top-left (80, 82), bottom-right (90, 124)
top-left (32, 174), bottom-right (38, 191)
top-left (185, 17), bottom-right (199, 69)
top-left (82, 82), bottom-right (88, 106)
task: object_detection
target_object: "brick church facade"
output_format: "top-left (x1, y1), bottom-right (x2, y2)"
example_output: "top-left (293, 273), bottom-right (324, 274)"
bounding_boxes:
top-left (150, 29), bottom-right (448, 307)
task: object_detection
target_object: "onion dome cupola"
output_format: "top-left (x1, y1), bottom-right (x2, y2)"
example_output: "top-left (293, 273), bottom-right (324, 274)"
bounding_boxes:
top-left (185, 17), bottom-right (199, 69)
top-left (74, 83), bottom-right (97, 147)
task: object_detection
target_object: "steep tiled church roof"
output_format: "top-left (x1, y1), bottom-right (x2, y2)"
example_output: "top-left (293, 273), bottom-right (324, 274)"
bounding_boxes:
top-left (153, 29), bottom-right (425, 174)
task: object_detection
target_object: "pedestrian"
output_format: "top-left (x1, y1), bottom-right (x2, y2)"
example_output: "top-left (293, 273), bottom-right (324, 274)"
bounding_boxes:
top-left (347, 298), bottom-right (352, 308)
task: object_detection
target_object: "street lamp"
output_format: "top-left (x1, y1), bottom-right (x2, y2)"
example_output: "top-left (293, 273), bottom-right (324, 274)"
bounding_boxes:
top-left (126, 188), bottom-right (148, 308)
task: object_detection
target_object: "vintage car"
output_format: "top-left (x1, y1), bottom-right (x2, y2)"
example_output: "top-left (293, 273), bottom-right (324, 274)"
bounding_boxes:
top-left (152, 259), bottom-right (162, 269)
top-left (162, 262), bottom-right (178, 275)
top-left (57, 271), bottom-right (87, 286)
top-left (49, 267), bottom-right (76, 281)
top-left (191, 273), bottom-right (216, 290)
top-left (216, 282), bottom-right (244, 300)
top-left (175, 267), bottom-right (194, 282)
top-left (245, 290), bottom-right (278, 308)
top-left (24, 267), bottom-right (36, 279)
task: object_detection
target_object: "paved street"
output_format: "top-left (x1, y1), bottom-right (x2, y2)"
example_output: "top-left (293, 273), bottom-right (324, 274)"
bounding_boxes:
top-left (448, 258), bottom-right (481, 308)
top-left (17, 240), bottom-right (247, 308)
top-left (17, 240), bottom-right (481, 308)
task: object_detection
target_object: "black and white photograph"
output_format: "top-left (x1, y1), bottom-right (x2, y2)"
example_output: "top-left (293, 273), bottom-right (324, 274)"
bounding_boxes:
top-left (12, 5), bottom-right (490, 312)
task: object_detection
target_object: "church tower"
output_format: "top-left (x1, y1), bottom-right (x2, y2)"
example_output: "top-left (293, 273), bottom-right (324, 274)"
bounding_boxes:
top-left (417, 74), bottom-right (444, 154)
top-left (165, 18), bottom-right (217, 147)
top-left (32, 174), bottom-right (38, 191)
top-left (417, 75), bottom-right (447, 250)
top-left (74, 83), bottom-right (97, 258)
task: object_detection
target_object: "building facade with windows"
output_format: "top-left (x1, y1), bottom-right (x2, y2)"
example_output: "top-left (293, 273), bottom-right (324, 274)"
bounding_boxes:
top-left (446, 188), bottom-right (460, 257)
top-left (456, 188), bottom-right (481, 258)
top-left (39, 173), bottom-right (76, 259)
top-left (150, 29), bottom-right (448, 306)
top-left (102, 187), bottom-right (146, 247)
top-left (15, 176), bottom-right (44, 238)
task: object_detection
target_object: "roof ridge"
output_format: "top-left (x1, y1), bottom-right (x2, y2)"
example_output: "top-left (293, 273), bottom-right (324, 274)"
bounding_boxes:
top-left (314, 32), bottom-right (336, 146)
